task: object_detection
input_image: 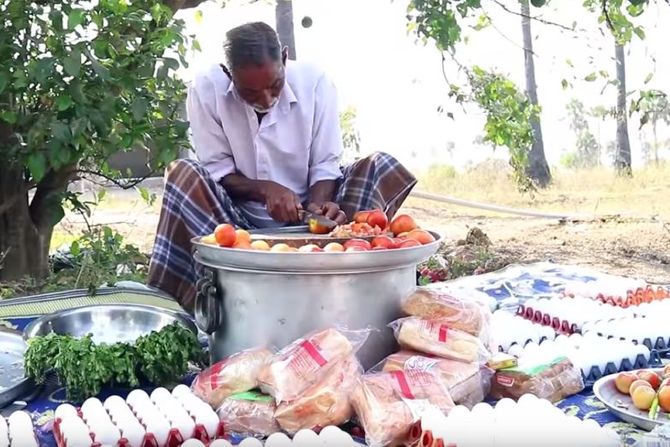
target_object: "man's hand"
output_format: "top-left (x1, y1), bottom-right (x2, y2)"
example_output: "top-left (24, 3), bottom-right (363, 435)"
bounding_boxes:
top-left (262, 182), bottom-right (302, 223)
top-left (306, 201), bottom-right (347, 224)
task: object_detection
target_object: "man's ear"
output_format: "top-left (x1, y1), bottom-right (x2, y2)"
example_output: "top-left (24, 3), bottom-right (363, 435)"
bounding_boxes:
top-left (281, 46), bottom-right (288, 65)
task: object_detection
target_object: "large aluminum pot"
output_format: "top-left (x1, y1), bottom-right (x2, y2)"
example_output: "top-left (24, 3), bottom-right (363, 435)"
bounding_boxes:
top-left (192, 230), bottom-right (441, 369)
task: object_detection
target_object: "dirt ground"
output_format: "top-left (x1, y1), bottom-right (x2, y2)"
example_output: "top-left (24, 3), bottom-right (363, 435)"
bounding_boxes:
top-left (52, 178), bottom-right (670, 285)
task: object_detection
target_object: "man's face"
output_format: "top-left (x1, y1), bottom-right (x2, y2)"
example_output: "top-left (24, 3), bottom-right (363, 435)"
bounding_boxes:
top-left (232, 54), bottom-right (286, 113)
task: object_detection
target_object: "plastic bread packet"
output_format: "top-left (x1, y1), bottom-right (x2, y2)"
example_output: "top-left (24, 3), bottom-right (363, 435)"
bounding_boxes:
top-left (390, 317), bottom-right (491, 364)
top-left (380, 350), bottom-right (493, 409)
top-left (191, 346), bottom-right (274, 409)
top-left (216, 390), bottom-right (280, 438)
top-left (350, 369), bottom-right (455, 447)
top-left (489, 356), bottom-right (585, 403)
top-left (257, 327), bottom-right (371, 402)
top-left (275, 354), bottom-right (362, 435)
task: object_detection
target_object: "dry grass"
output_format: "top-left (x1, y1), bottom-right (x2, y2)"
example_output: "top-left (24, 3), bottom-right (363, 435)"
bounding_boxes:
top-left (410, 162), bottom-right (670, 219)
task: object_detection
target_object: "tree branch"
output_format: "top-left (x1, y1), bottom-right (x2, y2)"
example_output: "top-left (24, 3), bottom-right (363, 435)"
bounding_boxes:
top-left (492, 0), bottom-right (576, 32)
top-left (77, 169), bottom-right (156, 190)
top-left (602, 0), bottom-right (615, 32)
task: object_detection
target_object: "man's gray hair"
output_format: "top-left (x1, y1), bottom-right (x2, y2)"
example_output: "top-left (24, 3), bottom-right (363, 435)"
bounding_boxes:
top-left (224, 22), bottom-right (282, 69)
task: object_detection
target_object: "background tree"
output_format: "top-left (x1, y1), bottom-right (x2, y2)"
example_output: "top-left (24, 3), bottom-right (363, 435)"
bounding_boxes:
top-left (520, 0), bottom-right (551, 186)
top-left (613, 42), bottom-right (632, 175)
top-left (0, 0), bottom-right (202, 281)
top-left (565, 99), bottom-right (602, 168)
top-left (339, 106), bottom-right (362, 163)
top-left (631, 90), bottom-right (670, 164)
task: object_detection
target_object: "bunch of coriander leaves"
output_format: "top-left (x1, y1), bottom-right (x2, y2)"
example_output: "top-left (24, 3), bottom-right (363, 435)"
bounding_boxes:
top-left (24, 322), bottom-right (204, 402)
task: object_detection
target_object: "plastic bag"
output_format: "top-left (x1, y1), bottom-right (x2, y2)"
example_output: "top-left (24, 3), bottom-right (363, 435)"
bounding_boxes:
top-left (216, 390), bottom-right (280, 438)
top-left (381, 351), bottom-right (493, 408)
top-left (191, 347), bottom-right (273, 409)
top-left (350, 369), bottom-right (455, 447)
top-left (275, 355), bottom-right (361, 435)
top-left (489, 356), bottom-right (585, 403)
top-left (390, 317), bottom-right (490, 364)
top-left (402, 285), bottom-right (493, 338)
top-left (257, 327), bottom-right (370, 402)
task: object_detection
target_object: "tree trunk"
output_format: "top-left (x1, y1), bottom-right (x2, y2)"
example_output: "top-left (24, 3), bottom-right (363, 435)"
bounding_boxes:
top-left (520, 0), bottom-right (551, 187)
top-left (276, 0), bottom-right (296, 60)
top-left (0, 165), bottom-right (52, 281)
top-left (614, 43), bottom-right (632, 175)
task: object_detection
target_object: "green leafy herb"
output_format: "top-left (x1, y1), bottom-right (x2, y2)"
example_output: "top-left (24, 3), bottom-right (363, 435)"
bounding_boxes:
top-left (24, 322), bottom-right (202, 401)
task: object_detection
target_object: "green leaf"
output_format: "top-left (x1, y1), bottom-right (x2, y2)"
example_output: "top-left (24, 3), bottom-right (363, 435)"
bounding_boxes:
top-left (192, 39), bottom-right (202, 52)
top-left (56, 94), bottom-right (74, 111)
top-left (584, 73), bottom-right (597, 82)
top-left (67, 9), bottom-right (85, 30)
top-left (644, 73), bottom-right (653, 84)
top-left (194, 9), bottom-right (203, 24)
top-left (162, 57), bottom-right (180, 71)
top-left (27, 153), bottom-right (47, 181)
top-left (0, 110), bottom-right (17, 124)
top-left (561, 79), bottom-right (569, 90)
top-left (53, 122), bottom-right (71, 142)
top-left (132, 97), bottom-right (148, 121)
top-left (0, 72), bottom-right (8, 94)
top-left (63, 52), bottom-right (82, 77)
top-left (138, 187), bottom-right (155, 205)
top-left (634, 27), bottom-right (646, 40)
top-left (70, 240), bottom-right (81, 257)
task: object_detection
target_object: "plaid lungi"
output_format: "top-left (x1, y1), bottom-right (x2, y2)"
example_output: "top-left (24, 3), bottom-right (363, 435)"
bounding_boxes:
top-left (147, 152), bottom-right (417, 313)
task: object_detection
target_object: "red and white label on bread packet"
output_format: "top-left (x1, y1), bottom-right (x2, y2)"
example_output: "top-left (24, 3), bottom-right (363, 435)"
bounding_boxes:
top-left (419, 320), bottom-right (449, 342)
top-left (496, 374), bottom-right (515, 387)
top-left (286, 339), bottom-right (328, 378)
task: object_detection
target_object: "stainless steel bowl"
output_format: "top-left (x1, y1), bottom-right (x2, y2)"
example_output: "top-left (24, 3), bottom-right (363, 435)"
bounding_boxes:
top-left (593, 368), bottom-right (666, 431)
top-left (0, 327), bottom-right (34, 409)
top-left (23, 304), bottom-right (197, 344)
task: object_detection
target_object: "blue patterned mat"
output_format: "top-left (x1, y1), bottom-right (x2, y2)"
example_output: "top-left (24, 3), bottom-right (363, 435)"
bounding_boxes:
top-left (0, 265), bottom-right (663, 446)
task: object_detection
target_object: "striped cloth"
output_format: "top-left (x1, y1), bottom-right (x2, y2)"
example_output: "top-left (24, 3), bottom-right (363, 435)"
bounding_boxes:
top-left (148, 152), bottom-right (417, 313)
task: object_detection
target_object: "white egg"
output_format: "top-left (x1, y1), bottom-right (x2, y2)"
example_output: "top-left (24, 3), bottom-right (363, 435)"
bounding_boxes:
top-left (321, 429), bottom-right (354, 446)
top-left (292, 429), bottom-right (320, 446)
top-left (171, 384), bottom-right (191, 398)
top-left (10, 432), bottom-right (38, 447)
top-left (508, 344), bottom-right (524, 357)
top-left (194, 411), bottom-right (219, 438)
top-left (7, 411), bottom-right (32, 430)
top-left (150, 387), bottom-right (172, 403)
top-left (265, 432), bottom-right (292, 447)
top-left (63, 430), bottom-right (93, 447)
top-left (171, 415), bottom-right (195, 438)
top-left (495, 398), bottom-right (516, 413)
top-left (181, 440), bottom-right (206, 447)
top-left (81, 398), bottom-right (103, 415)
top-left (517, 393), bottom-right (539, 407)
top-left (104, 395), bottom-right (126, 410)
top-left (144, 418), bottom-right (170, 446)
top-left (209, 440), bottom-right (233, 447)
top-left (55, 404), bottom-right (79, 422)
top-left (120, 422), bottom-right (145, 447)
top-left (126, 390), bottom-right (151, 406)
top-left (238, 439), bottom-right (264, 447)
top-left (93, 424), bottom-right (120, 446)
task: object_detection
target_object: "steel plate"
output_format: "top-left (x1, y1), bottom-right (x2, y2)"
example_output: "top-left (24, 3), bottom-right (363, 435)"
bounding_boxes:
top-left (0, 327), bottom-right (34, 409)
top-left (593, 368), bottom-right (666, 431)
top-left (23, 304), bottom-right (197, 344)
top-left (248, 224), bottom-right (381, 245)
top-left (192, 230), bottom-right (442, 273)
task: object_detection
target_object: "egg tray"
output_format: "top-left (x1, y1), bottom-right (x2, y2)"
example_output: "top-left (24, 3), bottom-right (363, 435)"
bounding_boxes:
top-left (581, 350), bottom-right (663, 389)
top-left (497, 335), bottom-right (553, 353)
top-left (515, 306), bottom-right (582, 335)
top-left (52, 412), bottom-right (226, 447)
top-left (593, 333), bottom-right (670, 357)
top-left (594, 286), bottom-right (669, 308)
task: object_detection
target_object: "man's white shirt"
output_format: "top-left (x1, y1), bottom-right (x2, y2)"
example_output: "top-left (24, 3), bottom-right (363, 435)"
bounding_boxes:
top-left (186, 61), bottom-right (344, 228)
